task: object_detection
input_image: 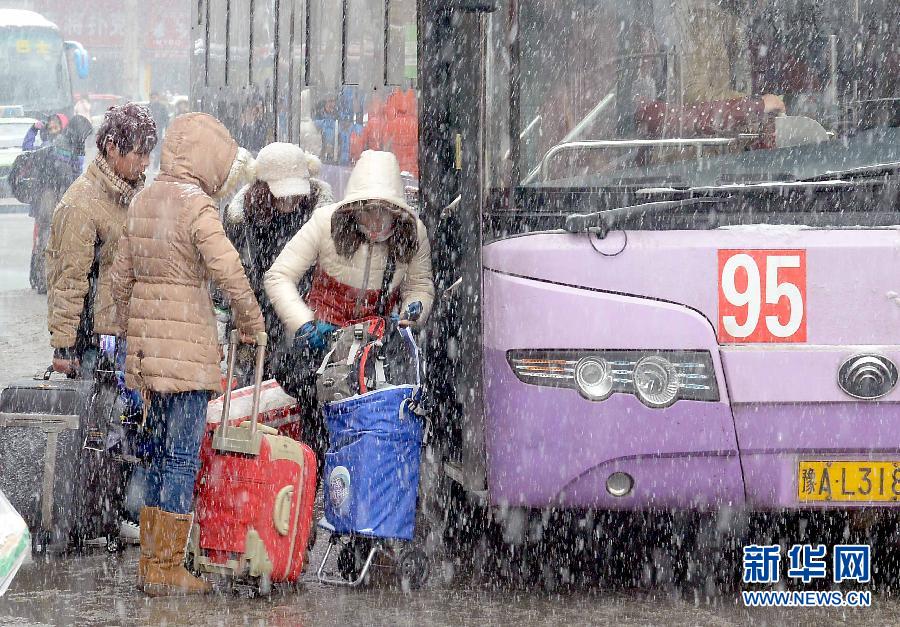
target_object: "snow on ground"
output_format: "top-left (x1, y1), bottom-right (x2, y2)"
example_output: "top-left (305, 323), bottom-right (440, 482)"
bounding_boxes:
top-left (0, 215), bottom-right (53, 381)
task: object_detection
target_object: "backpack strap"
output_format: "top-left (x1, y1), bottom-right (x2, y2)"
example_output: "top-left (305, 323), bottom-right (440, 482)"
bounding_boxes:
top-left (375, 249), bottom-right (396, 317)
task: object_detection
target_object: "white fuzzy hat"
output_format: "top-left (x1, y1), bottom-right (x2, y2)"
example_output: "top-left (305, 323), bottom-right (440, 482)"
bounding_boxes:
top-left (255, 142), bottom-right (311, 198)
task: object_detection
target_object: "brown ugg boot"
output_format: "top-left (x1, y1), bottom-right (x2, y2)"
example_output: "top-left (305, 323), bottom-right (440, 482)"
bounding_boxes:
top-left (142, 510), bottom-right (210, 596)
top-left (137, 506), bottom-right (160, 589)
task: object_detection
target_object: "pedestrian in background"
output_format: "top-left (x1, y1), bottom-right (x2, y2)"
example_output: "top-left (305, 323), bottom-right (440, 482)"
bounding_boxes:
top-left (74, 94), bottom-right (92, 119)
top-left (237, 94), bottom-right (268, 154)
top-left (22, 112), bottom-right (68, 150)
top-left (27, 115), bottom-right (93, 294)
top-left (45, 105), bottom-right (157, 377)
top-left (173, 96), bottom-right (190, 117)
top-left (112, 112), bottom-right (264, 597)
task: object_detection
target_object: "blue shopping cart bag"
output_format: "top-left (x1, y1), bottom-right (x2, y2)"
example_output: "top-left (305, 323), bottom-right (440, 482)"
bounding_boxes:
top-left (323, 385), bottom-right (424, 540)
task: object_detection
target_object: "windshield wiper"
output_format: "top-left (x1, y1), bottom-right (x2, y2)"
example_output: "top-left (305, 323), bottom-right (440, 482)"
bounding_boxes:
top-left (798, 161), bottom-right (900, 182)
top-left (564, 197), bottom-right (733, 238)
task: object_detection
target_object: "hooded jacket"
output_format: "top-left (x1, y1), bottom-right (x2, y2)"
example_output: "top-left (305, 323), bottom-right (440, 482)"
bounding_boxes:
top-left (111, 113), bottom-right (264, 393)
top-left (264, 151), bottom-right (434, 336)
top-left (45, 154), bottom-right (142, 351)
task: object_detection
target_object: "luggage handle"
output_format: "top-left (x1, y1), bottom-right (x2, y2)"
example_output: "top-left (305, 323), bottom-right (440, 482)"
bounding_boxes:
top-left (213, 330), bottom-right (269, 456)
top-left (273, 485), bottom-right (294, 536)
top-left (35, 365), bottom-right (71, 381)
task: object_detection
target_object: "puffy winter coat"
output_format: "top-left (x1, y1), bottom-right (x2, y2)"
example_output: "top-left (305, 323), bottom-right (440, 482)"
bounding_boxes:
top-left (264, 151), bottom-right (434, 337)
top-left (111, 113), bottom-right (264, 393)
top-left (46, 155), bottom-right (142, 350)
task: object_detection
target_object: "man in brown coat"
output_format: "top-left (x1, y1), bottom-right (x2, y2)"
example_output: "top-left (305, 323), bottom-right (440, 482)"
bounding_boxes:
top-left (46, 104), bottom-right (157, 376)
top-left (112, 112), bottom-right (264, 596)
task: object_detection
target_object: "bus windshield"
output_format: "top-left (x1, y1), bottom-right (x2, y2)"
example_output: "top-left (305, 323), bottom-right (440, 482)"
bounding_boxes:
top-left (0, 25), bottom-right (71, 118)
top-left (500, 0), bottom-right (899, 190)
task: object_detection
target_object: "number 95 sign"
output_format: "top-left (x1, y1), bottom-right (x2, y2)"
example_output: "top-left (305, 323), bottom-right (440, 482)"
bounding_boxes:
top-left (718, 250), bottom-right (807, 343)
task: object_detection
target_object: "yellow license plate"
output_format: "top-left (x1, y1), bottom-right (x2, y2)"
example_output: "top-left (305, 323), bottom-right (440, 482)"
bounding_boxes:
top-left (798, 461), bottom-right (900, 502)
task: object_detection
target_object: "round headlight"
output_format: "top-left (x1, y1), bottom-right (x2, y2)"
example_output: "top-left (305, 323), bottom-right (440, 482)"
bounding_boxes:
top-left (633, 356), bottom-right (680, 408)
top-left (574, 357), bottom-right (613, 400)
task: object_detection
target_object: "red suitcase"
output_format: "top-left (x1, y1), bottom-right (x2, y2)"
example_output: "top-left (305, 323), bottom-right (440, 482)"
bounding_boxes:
top-left (189, 331), bottom-right (317, 594)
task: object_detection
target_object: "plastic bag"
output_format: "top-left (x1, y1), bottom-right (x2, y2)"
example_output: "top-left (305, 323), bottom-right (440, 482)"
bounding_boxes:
top-left (0, 489), bottom-right (30, 596)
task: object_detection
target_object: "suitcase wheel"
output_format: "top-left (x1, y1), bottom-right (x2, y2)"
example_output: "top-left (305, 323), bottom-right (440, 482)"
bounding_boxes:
top-left (250, 574), bottom-right (272, 598)
top-left (32, 530), bottom-right (51, 557)
top-left (398, 546), bottom-right (429, 590)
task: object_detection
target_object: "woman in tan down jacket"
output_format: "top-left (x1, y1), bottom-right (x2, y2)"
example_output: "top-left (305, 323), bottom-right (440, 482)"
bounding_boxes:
top-left (264, 149), bottom-right (434, 469)
top-left (111, 113), bottom-right (264, 597)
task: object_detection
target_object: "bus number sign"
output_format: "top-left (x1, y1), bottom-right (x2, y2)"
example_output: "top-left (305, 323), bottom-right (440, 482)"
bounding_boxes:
top-left (718, 249), bottom-right (807, 343)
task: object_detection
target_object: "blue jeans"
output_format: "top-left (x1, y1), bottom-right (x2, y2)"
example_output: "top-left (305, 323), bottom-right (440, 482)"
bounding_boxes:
top-left (144, 391), bottom-right (209, 514)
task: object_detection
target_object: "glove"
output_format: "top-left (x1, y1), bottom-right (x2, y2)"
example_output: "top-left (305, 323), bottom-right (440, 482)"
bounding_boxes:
top-left (392, 301), bottom-right (423, 326)
top-left (404, 301), bottom-right (423, 322)
top-left (33, 121), bottom-right (44, 130)
top-left (294, 321), bottom-right (338, 352)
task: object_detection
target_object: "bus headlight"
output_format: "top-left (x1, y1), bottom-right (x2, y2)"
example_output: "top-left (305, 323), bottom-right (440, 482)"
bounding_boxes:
top-left (633, 356), bottom-right (680, 408)
top-left (507, 349), bottom-right (719, 407)
top-left (574, 357), bottom-right (613, 401)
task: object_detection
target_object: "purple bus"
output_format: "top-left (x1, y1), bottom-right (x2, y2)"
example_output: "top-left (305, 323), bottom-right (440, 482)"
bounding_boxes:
top-left (418, 0), bottom-right (900, 576)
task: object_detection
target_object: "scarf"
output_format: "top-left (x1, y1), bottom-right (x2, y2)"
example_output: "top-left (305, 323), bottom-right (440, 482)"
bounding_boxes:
top-left (94, 155), bottom-right (143, 205)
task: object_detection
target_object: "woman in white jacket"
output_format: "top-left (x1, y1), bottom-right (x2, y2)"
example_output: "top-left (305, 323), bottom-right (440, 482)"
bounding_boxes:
top-left (264, 150), bottom-right (434, 465)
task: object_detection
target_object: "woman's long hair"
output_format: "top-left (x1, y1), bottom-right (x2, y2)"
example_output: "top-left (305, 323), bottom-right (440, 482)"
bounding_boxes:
top-left (331, 201), bottom-right (418, 264)
top-left (244, 180), bottom-right (319, 224)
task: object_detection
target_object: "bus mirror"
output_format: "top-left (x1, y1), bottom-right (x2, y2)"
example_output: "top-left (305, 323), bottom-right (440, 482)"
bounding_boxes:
top-left (448, 0), bottom-right (497, 12)
top-left (64, 41), bottom-right (90, 79)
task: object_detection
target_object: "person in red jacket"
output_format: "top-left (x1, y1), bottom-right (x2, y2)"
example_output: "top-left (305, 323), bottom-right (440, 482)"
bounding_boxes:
top-left (382, 89), bottom-right (419, 177)
top-left (350, 95), bottom-right (388, 162)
